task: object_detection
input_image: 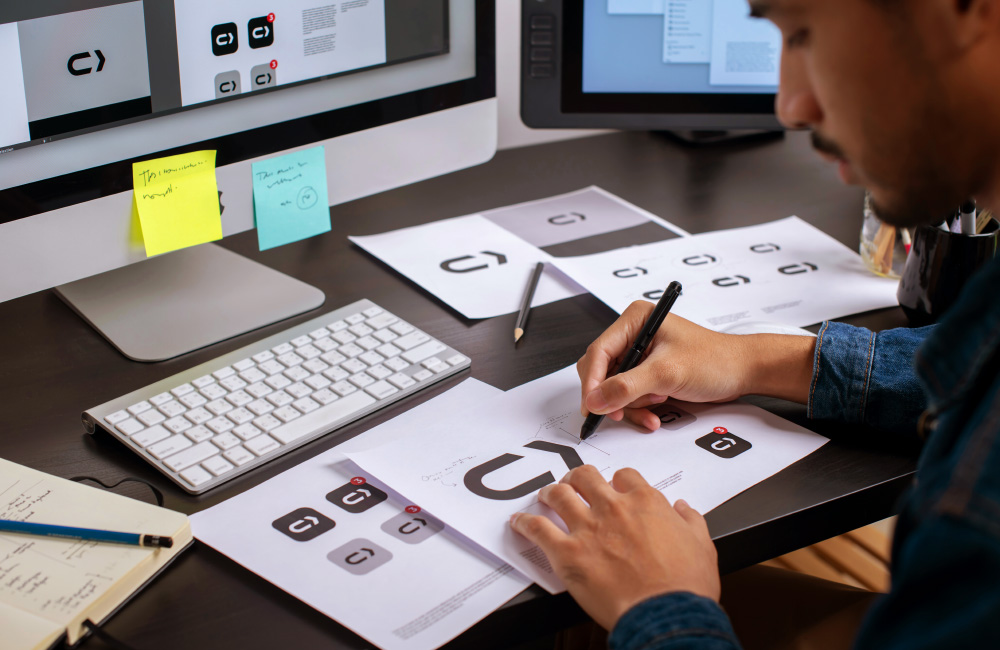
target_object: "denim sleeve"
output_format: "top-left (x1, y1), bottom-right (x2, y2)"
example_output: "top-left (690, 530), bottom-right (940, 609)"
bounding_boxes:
top-left (609, 593), bottom-right (742, 650)
top-left (807, 322), bottom-right (933, 438)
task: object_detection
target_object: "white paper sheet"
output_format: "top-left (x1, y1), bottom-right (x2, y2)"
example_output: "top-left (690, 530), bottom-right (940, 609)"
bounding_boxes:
top-left (349, 187), bottom-right (688, 319)
top-left (192, 379), bottom-right (533, 650)
top-left (347, 366), bottom-right (828, 594)
top-left (553, 216), bottom-right (901, 331)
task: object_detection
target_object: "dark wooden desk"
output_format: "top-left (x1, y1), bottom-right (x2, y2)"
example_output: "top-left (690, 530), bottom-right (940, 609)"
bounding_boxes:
top-left (0, 131), bottom-right (917, 649)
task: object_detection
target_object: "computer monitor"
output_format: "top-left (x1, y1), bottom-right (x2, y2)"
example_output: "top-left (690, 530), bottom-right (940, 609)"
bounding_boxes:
top-left (0, 0), bottom-right (495, 361)
top-left (520, 0), bottom-right (781, 133)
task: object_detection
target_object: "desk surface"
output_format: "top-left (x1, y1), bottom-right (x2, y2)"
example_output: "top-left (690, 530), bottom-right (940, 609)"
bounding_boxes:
top-left (0, 131), bottom-right (917, 649)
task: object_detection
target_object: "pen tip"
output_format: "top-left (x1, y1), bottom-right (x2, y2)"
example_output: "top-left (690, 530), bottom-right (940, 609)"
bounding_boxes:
top-left (514, 328), bottom-right (523, 343)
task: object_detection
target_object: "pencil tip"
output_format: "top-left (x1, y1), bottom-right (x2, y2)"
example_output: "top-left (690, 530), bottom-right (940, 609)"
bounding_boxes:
top-left (514, 328), bottom-right (523, 343)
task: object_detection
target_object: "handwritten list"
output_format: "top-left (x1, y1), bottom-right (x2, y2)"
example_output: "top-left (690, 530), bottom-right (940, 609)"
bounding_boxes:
top-left (252, 146), bottom-right (331, 251)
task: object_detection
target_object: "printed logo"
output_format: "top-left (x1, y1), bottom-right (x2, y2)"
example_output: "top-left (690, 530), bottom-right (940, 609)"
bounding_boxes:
top-left (328, 538), bottom-right (393, 575)
top-left (712, 275), bottom-right (751, 288)
top-left (439, 251), bottom-right (508, 274)
top-left (381, 510), bottom-right (445, 545)
top-left (547, 212), bottom-right (586, 225)
top-left (327, 480), bottom-right (388, 514)
top-left (612, 266), bottom-right (648, 279)
top-left (778, 262), bottom-right (818, 275)
top-left (696, 427), bottom-right (752, 459)
top-left (250, 62), bottom-right (276, 89)
top-left (212, 23), bottom-right (239, 56)
top-left (653, 405), bottom-right (696, 430)
top-left (750, 243), bottom-right (781, 253)
top-left (272, 507), bottom-right (335, 541)
top-left (67, 50), bottom-right (106, 76)
top-left (214, 70), bottom-right (241, 98)
top-left (248, 15), bottom-right (275, 49)
top-left (681, 254), bottom-right (718, 267)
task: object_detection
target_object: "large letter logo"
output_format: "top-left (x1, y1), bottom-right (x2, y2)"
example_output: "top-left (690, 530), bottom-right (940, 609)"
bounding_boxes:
top-left (272, 507), bottom-right (335, 541)
top-left (439, 251), bottom-right (508, 273)
top-left (463, 441), bottom-right (584, 500)
top-left (548, 212), bottom-right (586, 225)
top-left (67, 50), bottom-right (106, 76)
top-left (778, 263), bottom-right (818, 275)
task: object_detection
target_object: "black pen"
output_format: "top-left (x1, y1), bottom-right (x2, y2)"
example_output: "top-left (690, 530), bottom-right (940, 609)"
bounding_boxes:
top-left (580, 281), bottom-right (683, 441)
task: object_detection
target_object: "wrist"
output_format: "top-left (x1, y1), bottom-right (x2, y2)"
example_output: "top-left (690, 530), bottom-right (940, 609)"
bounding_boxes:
top-left (740, 333), bottom-right (816, 404)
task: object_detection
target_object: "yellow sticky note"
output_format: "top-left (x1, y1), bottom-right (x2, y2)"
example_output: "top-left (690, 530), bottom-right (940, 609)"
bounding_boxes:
top-left (132, 150), bottom-right (223, 257)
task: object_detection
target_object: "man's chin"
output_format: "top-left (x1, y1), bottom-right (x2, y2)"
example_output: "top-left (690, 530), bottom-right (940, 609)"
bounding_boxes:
top-left (868, 192), bottom-right (950, 229)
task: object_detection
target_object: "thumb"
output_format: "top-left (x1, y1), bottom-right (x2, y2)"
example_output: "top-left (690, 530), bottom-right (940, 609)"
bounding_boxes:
top-left (585, 363), bottom-right (664, 415)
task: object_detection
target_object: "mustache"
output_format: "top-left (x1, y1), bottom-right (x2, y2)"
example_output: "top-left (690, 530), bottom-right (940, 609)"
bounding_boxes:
top-left (811, 131), bottom-right (847, 160)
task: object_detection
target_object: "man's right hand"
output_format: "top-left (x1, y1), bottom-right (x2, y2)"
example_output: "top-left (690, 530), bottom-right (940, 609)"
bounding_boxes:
top-left (577, 301), bottom-right (817, 431)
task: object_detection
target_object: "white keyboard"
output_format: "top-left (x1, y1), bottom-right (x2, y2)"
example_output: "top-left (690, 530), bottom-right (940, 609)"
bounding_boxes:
top-left (83, 300), bottom-right (470, 494)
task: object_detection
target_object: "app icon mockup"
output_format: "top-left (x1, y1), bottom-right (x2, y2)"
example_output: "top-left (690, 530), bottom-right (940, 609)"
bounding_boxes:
top-left (695, 427), bottom-right (752, 459)
top-left (328, 538), bottom-right (393, 575)
top-left (250, 63), bottom-right (276, 90)
top-left (272, 507), bottom-right (335, 541)
top-left (212, 23), bottom-right (238, 56)
top-left (326, 479), bottom-right (388, 514)
top-left (381, 509), bottom-right (444, 545)
top-left (248, 16), bottom-right (274, 49)
top-left (215, 70), bottom-right (241, 98)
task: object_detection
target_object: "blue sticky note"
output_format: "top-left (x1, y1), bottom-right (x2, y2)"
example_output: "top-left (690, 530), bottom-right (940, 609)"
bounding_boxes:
top-left (252, 146), bottom-right (331, 251)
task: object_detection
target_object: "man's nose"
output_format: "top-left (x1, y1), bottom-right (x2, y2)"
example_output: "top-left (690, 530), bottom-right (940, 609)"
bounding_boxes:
top-left (775, 55), bottom-right (822, 129)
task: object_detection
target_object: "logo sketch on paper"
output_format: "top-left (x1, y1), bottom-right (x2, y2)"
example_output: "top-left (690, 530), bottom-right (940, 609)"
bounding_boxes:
top-left (439, 251), bottom-right (508, 273)
top-left (613, 267), bottom-right (648, 279)
top-left (778, 263), bottom-right (818, 275)
top-left (463, 441), bottom-right (584, 501)
top-left (712, 275), bottom-right (751, 288)
top-left (750, 243), bottom-right (781, 253)
top-left (548, 212), bottom-right (586, 226)
top-left (681, 254), bottom-right (718, 267)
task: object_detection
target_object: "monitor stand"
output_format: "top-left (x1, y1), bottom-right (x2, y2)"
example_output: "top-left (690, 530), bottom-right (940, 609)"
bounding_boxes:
top-left (660, 130), bottom-right (785, 147)
top-left (54, 244), bottom-right (326, 363)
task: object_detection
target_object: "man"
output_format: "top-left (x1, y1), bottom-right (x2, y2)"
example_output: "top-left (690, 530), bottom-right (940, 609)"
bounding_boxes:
top-left (510, 0), bottom-right (1000, 647)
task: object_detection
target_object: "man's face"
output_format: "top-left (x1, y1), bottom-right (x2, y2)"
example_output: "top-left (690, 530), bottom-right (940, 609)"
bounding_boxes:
top-left (756, 0), bottom-right (994, 227)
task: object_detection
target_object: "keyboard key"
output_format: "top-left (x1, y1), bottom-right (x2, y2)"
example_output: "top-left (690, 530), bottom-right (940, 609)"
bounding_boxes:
top-left (269, 391), bottom-right (375, 444)
top-left (205, 399), bottom-right (233, 416)
top-left (253, 414), bottom-right (281, 432)
top-left (363, 306), bottom-right (384, 318)
top-left (305, 375), bottom-right (331, 390)
top-left (273, 406), bottom-right (301, 423)
top-left (180, 392), bottom-right (208, 408)
top-left (137, 409), bottom-right (166, 426)
top-left (373, 328), bottom-right (398, 343)
top-left (225, 390), bottom-right (253, 407)
top-left (211, 433), bottom-right (241, 450)
top-left (356, 336), bottom-right (381, 351)
top-left (302, 358), bottom-right (329, 374)
top-left (163, 441), bottom-right (216, 471)
top-left (328, 319), bottom-right (348, 332)
top-left (320, 350), bottom-right (347, 365)
top-left (297, 344), bottom-right (322, 360)
top-left (333, 331), bottom-right (356, 345)
top-left (314, 337), bottom-right (338, 352)
top-left (367, 312), bottom-right (397, 329)
top-left (421, 357), bottom-right (444, 369)
top-left (180, 466), bottom-right (212, 488)
top-left (247, 399), bottom-right (275, 416)
top-left (245, 435), bottom-right (280, 456)
top-left (349, 373), bottom-right (375, 389)
top-left (193, 375), bottom-right (215, 388)
top-left (207, 416), bottom-right (235, 434)
top-left (158, 400), bottom-right (186, 418)
top-left (360, 351), bottom-right (385, 366)
top-left (116, 418), bottom-right (145, 436)
top-left (220, 376), bottom-right (247, 392)
top-left (264, 374), bottom-right (292, 390)
top-left (148, 434), bottom-right (193, 460)
top-left (185, 407), bottom-right (213, 425)
top-left (384, 357), bottom-right (409, 372)
top-left (413, 369), bottom-right (433, 382)
top-left (278, 352), bottom-right (305, 368)
top-left (403, 340), bottom-right (448, 364)
top-left (227, 407), bottom-right (255, 425)
top-left (293, 397), bottom-right (320, 414)
top-left (291, 335), bottom-right (312, 348)
top-left (346, 313), bottom-right (365, 325)
top-left (427, 361), bottom-right (450, 374)
top-left (164, 416), bottom-right (192, 434)
top-left (365, 381), bottom-right (398, 400)
top-left (252, 350), bottom-right (275, 363)
top-left (331, 381), bottom-right (357, 397)
top-left (348, 323), bottom-right (373, 337)
top-left (224, 446), bottom-right (255, 466)
top-left (185, 425), bottom-right (214, 443)
top-left (377, 343), bottom-right (403, 359)
top-left (200, 383), bottom-right (227, 400)
top-left (367, 364), bottom-right (392, 380)
top-left (259, 360), bottom-right (286, 376)
top-left (283, 366), bottom-right (311, 383)
top-left (128, 401), bottom-right (152, 416)
top-left (309, 327), bottom-right (330, 340)
top-left (105, 410), bottom-right (130, 425)
top-left (312, 388), bottom-right (339, 405)
top-left (132, 425), bottom-right (170, 447)
top-left (171, 383), bottom-right (195, 398)
top-left (339, 343), bottom-right (364, 358)
top-left (341, 358), bottom-right (367, 374)
top-left (239, 367), bottom-right (267, 384)
top-left (233, 358), bottom-right (256, 372)
top-left (150, 392), bottom-right (173, 406)
top-left (272, 342), bottom-right (294, 356)
top-left (394, 331), bottom-right (430, 351)
top-left (388, 373), bottom-right (416, 390)
top-left (323, 366), bottom-right (350, 382)
top-left (213, 366), bottom-right (236, 380)
top-left (390, 321), bottom-right (415, 336)
top-left (202, 455), bottom-right (235, 477)
top-left (285, 382), bottom-right (312, 399)
top-left (266, 391), bottom-right (294, 407)
top-left (233, 423), bottom-right (262, 441)
top-left (246, 382), bottom-right (273, 398)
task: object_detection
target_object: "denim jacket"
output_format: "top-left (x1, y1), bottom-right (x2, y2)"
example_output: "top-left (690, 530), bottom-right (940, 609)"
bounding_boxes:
top-left (609, 257), bottom-right (1000, 649)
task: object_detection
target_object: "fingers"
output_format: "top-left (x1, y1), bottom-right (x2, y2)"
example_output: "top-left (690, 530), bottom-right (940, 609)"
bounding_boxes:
top-left (610, 467), bottom-right (649, 493)
top-left (674, 499), bottom-right (711, 540)
top-left (585, 363), bottom-right (665, 416)
top-left (577, 301), bottom-right (654, 416)
top-left (623, 407), bottom-right (662, 432)
top-left (565, 465), bottom-right (615, 506)
top-left (538, 483), bottom-right (590, 529)
top-left (510, 512), bottom-right (566, 552)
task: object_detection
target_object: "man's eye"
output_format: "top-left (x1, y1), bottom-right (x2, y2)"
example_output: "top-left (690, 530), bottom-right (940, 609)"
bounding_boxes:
top-left (786, 29), bottom-right (810, 48)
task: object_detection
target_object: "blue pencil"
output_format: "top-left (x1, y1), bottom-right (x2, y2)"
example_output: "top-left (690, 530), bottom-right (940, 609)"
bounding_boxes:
top-left (0, 519), bottom-right (173, 548)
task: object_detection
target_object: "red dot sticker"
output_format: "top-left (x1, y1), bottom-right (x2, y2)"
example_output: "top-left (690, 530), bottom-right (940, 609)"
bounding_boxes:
top-left (713, 426), bottom-right (728, 435)
top-left (270, 59), bottom-right (278, 69)
top-left (267, 13), bottom-right (276, 22)
top-left (350, 477), bottom-right (366, 486)
top-left (405, 505), bottom-right (421, 514)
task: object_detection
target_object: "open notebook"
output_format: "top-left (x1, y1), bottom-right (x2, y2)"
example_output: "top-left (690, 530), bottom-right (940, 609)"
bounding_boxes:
top-left (0, 459), bottom-right (191, 650)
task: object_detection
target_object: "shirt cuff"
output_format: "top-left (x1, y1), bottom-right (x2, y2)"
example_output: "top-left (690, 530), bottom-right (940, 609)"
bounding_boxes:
top-left (609, 592), bottom-right (741, 650)
top-left (807, 321), bottom-right (876, 424)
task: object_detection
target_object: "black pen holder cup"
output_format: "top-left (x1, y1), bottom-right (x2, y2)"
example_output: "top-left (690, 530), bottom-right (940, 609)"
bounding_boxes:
top-left (897, 219), bottom-right (999, 325)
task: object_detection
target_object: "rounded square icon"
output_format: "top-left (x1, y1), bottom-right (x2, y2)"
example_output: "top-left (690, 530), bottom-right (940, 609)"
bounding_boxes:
top-left (328, 538), bottom-right (393, 575)
top-left (214, 71), bottom-right (241, 99)
top-left (381, 511), bottom-right (444, 545)
top-left (695, 431), bottom-right (752, 459)
top-left (653, 405), bottom-right (696, 431)
top-left (212, 23), bottom-right (239, 56)
top-left (248, 16), bottom-right (275, 49)
top-left (326, 481), bottom-right (388, 514)
top-left (272, 507), bottom-right (335, 542)
top-left (250, 63), bottom-right (276, 90)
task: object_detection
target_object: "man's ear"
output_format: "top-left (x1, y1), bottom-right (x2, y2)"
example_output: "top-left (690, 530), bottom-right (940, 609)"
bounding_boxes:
top-left (919, 0), bottom-right (999, 59)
